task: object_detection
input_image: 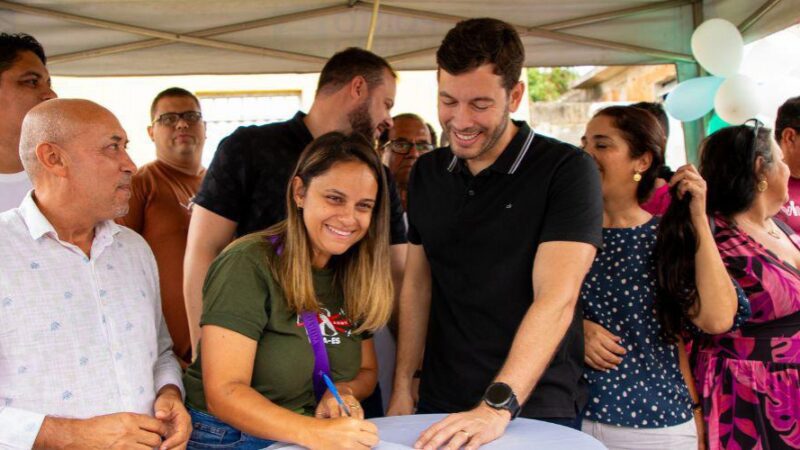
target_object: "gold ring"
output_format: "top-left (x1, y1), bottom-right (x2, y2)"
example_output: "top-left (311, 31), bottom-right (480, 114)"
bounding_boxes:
top-left (349, 404), bottom-right (360, 409)
top-left (458, 430), bottom-right (471, 437)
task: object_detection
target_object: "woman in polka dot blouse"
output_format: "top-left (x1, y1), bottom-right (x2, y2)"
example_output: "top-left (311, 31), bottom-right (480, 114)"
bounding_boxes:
top-left (579, 106), bottom-right (743, 449)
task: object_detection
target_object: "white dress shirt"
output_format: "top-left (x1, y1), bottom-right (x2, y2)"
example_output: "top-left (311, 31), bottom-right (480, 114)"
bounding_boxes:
top-left (0, 173), bottom-right (32, 212)
top-left (0, 192), bottom-right (183, 449)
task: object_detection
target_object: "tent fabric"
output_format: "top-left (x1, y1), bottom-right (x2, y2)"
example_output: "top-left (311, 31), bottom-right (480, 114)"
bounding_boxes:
top-left (0, 0), bottom-right (798, 76)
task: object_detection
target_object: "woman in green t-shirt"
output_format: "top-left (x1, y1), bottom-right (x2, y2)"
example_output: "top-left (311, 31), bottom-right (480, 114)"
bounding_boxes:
top-left (183, 132), bottom-right (393, 450)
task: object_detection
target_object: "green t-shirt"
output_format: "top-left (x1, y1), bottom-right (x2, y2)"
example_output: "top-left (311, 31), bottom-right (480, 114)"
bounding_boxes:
top-left (183, 237), bottom-right (366, 416)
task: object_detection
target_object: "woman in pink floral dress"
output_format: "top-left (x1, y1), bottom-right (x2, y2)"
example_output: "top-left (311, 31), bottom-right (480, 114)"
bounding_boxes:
top-left (657, 121), bottom-right (800, 449)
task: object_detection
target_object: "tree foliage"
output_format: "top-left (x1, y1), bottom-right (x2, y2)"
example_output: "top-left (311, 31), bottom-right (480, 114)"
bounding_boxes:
top-left (527, 67), bottom-right (578, 102)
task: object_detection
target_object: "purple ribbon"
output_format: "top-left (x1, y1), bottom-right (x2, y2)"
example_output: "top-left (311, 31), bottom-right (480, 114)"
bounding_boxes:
top-left (268, 235), bottom-right (331, 402)
top-left (301, 310), bottom-right (332, 402)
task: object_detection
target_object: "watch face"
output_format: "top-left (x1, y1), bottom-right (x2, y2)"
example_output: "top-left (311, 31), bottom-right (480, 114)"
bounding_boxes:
top-left (485, 383), bottom-right (512, 406)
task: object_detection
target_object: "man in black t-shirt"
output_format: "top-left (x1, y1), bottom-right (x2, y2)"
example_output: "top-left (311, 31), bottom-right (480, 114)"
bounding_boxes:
top-left (387, 19), bottom-right (603, 448)
top-left (184, 48), bottom-right (408, 360)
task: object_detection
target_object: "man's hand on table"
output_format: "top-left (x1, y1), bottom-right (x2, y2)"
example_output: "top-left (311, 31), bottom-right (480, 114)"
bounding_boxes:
top-left (413, 403), bottom-right (511, 450)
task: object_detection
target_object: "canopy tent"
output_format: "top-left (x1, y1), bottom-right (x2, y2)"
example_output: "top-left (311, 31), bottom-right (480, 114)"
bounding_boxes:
top-left (1, 0), bottom-right (798, 159)
top-left (0, 0), bottom-right (796, 76)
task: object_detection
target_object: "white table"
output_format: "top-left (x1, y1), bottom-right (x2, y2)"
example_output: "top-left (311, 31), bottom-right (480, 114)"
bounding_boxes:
top-left (266, 413), bottom-right (607, 449)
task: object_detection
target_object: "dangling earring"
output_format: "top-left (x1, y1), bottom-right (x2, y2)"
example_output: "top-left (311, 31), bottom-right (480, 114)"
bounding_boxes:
top-left (757, 179), bottom-right (768, 192)
top-left (633, 172), bottom-right (642, 182)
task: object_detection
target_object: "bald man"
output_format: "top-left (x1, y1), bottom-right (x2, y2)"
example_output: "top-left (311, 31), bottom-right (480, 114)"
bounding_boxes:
top-left (0, 99), bottom-right (190, 449)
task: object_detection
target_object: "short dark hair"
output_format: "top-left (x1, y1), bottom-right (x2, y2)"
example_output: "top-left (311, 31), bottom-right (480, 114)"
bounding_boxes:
top-left (593, 106), bottom-right (666, 203)
top-left (436, 18), bottom-right (524, 92)
top-left (0, 33), bottom-right (46, 78)
top-left (775, 96), bottom-right (800, 143)
top-left (150, 87), bottom-right (201, 120)
top-left (317, 47), bottom-right (396, 95)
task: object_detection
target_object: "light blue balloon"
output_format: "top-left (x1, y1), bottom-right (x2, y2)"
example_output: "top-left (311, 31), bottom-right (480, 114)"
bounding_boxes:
top-left (664, 76), bottom-right (724, 122)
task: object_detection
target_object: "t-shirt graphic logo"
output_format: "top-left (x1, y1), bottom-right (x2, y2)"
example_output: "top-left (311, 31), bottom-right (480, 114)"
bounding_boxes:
top-left (782, 200), bottom-right (800, 217)
top-left (297, 307), bottom-right (353, 345)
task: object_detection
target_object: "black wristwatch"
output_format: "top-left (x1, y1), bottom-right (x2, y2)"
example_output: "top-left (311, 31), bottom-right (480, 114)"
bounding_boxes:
top-left (482, 382), bottom-right (521, 420)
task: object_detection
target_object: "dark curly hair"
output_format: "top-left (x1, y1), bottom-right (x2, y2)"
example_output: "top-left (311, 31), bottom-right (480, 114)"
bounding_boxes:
top-left (436, 18), bottom-right (524, 92)
top-left (655, 123), bottom-right (773, 341)
top-left (775, 96), bottom-right (800, 144)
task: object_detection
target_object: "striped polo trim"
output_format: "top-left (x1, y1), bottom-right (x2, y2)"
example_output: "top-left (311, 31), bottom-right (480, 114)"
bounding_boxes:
top-left (508, 129), bottom-right (535, 175)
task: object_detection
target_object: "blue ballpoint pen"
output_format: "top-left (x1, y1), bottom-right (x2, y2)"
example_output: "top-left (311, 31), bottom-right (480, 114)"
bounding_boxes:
top-left (321, 373), bottom-right (352, 417)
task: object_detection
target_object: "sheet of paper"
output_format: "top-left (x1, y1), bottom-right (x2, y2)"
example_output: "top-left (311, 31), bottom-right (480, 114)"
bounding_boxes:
top-left (265, 441), bottom-right (410, 450)
top-left (375, 440), bottom-right (412, 449)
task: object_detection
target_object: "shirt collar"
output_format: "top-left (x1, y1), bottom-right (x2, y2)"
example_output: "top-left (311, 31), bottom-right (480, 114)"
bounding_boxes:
top-left (290, 111), bottom-right (314, 145)
top-left (18, 190), bottom-right (122, 244)
top-left (446, 120), bottom-right (535, 176)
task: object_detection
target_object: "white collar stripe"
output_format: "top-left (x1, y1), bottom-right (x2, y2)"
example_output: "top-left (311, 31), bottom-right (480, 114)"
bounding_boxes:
top-left (447, 154), bottom-right (458, 172)
top-left (509, 129), bottom-right (535, 175)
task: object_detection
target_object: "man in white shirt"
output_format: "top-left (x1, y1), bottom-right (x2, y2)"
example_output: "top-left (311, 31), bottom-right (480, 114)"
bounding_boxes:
top-left (0, 33), bottom-right (56, 212)
top-left (0, 98), bottom-right (190, 449)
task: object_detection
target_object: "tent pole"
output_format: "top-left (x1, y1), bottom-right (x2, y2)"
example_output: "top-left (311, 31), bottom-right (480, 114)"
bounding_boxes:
top-left (355, 2), bottom-right (694, 63)
top-left (0, 0), bottom-right (327, 64)
top-left (676, 63), bottom-right (706, 165)
top-left (48, 4), bottom-right (349, 64)
top-left (678, 0), bottom-right (706, 165)
top-left (539, 0), bottom-right (693, 31)
top-left (739, 0), bottom-right (783, 33)
top-left (365, 0), bottom-right (381, 50)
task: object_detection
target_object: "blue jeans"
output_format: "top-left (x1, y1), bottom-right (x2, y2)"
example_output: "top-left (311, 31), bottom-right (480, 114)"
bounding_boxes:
top-left (187, 407), bottom-right (276, 450)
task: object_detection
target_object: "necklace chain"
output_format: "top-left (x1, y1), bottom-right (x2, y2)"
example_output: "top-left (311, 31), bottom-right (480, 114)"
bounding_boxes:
top-left (767, 221), bottom-right (782, 239)
top-left (741, 218), bottom-right (781, 240)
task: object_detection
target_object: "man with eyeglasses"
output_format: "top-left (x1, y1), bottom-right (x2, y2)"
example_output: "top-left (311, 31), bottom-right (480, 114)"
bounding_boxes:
top-left (117, 86), bottom-right (206, 367)
top-left (381, 113), bottom-right (435, 210)
top-left (775, 96), bottom-right (800, 234)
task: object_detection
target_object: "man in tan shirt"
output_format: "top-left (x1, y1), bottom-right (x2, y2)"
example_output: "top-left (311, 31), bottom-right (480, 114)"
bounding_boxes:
top-left (117, 87), bottom-right (206, 367)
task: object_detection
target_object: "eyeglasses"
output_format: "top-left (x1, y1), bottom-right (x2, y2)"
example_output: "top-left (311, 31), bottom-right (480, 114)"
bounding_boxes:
top-left (744, 118), bottom-right (764, 161)
top-left (383, 140), bottom-right (434, 155)
top-left (152, 111), bottom-right (203, 127)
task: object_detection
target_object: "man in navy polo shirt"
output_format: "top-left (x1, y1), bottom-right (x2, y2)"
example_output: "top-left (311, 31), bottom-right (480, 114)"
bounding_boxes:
top-left (388, 18), bottom-right (603, 449)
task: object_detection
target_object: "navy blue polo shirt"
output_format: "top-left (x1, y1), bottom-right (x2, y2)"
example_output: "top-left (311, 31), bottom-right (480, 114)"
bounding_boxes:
top-left (407, 121), bottom-right (603, 418)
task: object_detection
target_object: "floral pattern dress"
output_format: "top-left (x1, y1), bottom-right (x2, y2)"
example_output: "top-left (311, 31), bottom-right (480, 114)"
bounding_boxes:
top-left (693, 216), bottom-right (800, 449)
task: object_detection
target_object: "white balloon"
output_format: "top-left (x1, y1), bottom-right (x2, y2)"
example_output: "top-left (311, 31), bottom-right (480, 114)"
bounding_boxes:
top-left (691, 18), bottom-right (744, 77)
top-left (714, 75), bottom-right (763, 125)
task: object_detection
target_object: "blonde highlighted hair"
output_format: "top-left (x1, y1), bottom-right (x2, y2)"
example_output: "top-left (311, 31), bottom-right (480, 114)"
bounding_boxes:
top-left (253, 132), bottom-right (393, 333)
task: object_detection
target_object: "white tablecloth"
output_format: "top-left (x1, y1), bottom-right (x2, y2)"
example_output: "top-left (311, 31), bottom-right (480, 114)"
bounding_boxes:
top-left (266, 413), bottom-right (607, 449)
